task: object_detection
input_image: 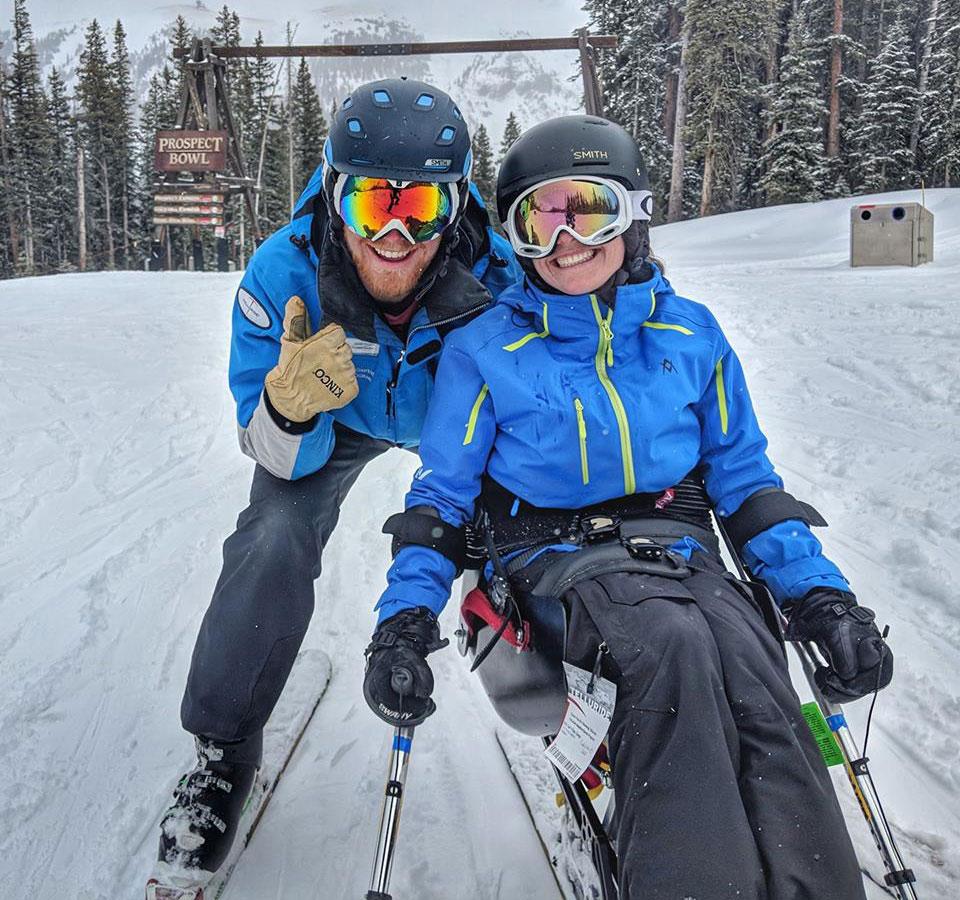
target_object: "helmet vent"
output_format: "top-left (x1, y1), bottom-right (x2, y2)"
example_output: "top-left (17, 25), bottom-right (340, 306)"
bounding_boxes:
top-left (372, 89), bottom-right (393, 106)
top-left (453, 106), bottom-right (463, 120)
top-left (415, 92), bottom-right (435, 109)
top-left (436, 126), bottom-right (457, 146)
top-left (347, 117), bottom-right (365, 137)
top-left (342, 96), bottom-right (353, 109)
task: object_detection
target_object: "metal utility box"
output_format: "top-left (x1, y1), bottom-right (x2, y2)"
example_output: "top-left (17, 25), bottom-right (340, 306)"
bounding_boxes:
top-left (850, 202), bottom-right (934, 267)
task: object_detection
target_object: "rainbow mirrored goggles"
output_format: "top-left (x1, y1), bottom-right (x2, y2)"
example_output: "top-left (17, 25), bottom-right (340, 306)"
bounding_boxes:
top-left (334, 175), bottom-right (458, 244)
top-left (505, 176), bottom-right (653, 259)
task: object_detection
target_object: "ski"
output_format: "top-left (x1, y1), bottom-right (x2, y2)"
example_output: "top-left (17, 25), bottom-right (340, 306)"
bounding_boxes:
top-left (494, 729), bottom-right (608, 900)
top-left (145, 648), bottom-right (332, 900)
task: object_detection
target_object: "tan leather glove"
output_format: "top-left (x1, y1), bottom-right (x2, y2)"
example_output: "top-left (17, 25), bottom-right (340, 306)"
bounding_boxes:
top-left (264, 296), bottom-right (359, 422)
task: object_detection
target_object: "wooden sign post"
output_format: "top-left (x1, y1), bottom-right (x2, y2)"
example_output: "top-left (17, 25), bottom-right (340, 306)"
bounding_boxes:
top-left (152, 38), bottom-right (259, 272)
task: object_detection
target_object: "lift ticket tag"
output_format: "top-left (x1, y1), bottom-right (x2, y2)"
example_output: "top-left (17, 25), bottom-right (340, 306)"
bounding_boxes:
top-left (544, 662), bottom-right (617, 783)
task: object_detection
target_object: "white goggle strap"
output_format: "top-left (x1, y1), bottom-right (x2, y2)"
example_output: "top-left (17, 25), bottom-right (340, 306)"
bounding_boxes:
top-left (629, 189), bottom-right (654, 221)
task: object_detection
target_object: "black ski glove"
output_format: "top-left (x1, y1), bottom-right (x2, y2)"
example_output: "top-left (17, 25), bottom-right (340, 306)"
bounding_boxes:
top-left (363, 606), bottom-right (448, 726)
top-left (784, 589), bottom-right (894, 704)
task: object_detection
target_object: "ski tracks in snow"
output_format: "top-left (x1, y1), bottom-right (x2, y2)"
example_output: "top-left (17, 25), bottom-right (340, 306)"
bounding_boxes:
top-left (1, 192), bottom-right (959, 897)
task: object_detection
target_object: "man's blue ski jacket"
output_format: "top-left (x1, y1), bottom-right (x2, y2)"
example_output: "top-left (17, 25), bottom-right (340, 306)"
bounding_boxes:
top-left (378, 265), bottom-right (851, 619)
top-left (228, 165), bottom-right (522, 480)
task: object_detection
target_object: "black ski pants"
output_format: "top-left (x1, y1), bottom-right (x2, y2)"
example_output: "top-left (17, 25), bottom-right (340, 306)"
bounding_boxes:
top-left (563, 553), bottom-right (866, 900)
top-left (181, 423), bottom-right (394, 742)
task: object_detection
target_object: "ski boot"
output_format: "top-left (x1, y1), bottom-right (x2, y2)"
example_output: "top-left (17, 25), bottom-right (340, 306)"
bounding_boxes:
top-left (146, 732), bottom-right (262, 899)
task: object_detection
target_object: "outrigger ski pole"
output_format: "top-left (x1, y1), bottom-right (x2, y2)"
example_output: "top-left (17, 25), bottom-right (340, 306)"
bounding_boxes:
top-left (715, 517), bottom-right (919, 899)
top-left (794, 641), bottom-right (918, 900)
top-left (366, 668), bottom-right (417, 900)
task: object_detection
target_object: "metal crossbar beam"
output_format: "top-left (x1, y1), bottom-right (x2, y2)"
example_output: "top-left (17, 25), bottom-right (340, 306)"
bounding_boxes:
top-left (174, 35), bottom-right (618, 59)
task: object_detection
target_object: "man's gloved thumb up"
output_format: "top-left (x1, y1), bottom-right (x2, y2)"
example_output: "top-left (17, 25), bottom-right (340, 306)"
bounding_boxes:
top-left (264, 295), bottom-right (359, 422)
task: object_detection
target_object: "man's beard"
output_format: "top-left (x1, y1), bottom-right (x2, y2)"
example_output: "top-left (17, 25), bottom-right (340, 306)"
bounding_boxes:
top-left (347, 237), bottom-right (442, 303)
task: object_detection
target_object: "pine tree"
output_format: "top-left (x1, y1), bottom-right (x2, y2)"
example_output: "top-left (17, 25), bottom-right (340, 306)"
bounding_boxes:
top-left (170, 15), bottom-right (194, 106)
top-left (0, 57), bottom-right (16, 277)
top-left (45, 68), bottom-right (76, 271)
top-left (9, 0), bottom-right (50, 273)
top-left (849, 16), bottom-right (918, 191)
top-left (760, 2), bottom-right (827, 204)
top-left (471, 123), bottom-right (496, 222)
top-left (290, 58), bottom-right (327, 196)
top-left (684, 0), bottom-right (775, 215)
top-left (77, 19), bottom-right (121, 270)
top-left (110, 20), bottom-right (136, 267)
top-left (249, 31), bottom-right (278, 229)
top-left (260, 99), bottom-right (290, 234)
top-left (581, 0), bottom-right (671, 209)
top-left (137, 66), bottom-right (179, 262)
top-left (499, 112), bottom-right (521, 162)
top-left (919, 0), bottom-right (960, 185)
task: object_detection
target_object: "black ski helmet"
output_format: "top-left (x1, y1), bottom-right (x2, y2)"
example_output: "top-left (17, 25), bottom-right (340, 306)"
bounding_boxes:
top-left (497, 116), bottom-right (653, 289)
top-left (496, 115), bottom-right (651, 224)
top-left (323, 77), bottom-right (473, 236)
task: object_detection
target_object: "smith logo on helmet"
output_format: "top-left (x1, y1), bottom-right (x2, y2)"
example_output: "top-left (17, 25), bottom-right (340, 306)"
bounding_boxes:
top-left (424, 158), bottom-right (452, 168)
top-left (574, 149), bottom-right (610, 160)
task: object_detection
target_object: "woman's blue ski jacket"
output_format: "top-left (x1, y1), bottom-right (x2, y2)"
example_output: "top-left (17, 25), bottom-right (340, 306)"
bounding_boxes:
top-left (377, 264), bottom-right (850, 620)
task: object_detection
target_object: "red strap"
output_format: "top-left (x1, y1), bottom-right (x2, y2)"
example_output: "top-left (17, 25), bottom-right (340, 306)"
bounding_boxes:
top-left (460, 587), bottom-right (531, 651)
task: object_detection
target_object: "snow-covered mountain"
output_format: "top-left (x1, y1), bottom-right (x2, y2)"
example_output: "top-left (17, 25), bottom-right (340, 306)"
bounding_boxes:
top-left (5, 4), bottom-right (585, 138)
top-left (0, 189), bottom-right (958, 898)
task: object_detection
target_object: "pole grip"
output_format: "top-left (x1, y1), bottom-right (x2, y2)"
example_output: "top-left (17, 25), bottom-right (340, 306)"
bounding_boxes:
top-left (390, 666), bottom-right (414, 696)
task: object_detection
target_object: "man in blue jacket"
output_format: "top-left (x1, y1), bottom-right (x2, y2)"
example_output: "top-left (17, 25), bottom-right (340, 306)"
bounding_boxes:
top-left (150, 78), bottom-right (520, 890)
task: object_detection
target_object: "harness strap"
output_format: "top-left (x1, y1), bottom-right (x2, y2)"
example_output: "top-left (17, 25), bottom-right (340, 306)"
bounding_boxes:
top-left (382, 508), bottom-right (467, 573)
top-left (721, 488), bottom-right (827, 552)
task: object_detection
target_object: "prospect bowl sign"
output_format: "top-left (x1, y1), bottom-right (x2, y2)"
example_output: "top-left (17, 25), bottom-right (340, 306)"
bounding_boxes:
top-left (155, 130), bottom-right (228, 173)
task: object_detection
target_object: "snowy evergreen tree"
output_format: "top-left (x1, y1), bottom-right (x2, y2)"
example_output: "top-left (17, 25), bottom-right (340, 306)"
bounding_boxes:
top-left (44, 67), bottom-right (76, 271)
top-left (684, 0), bottom-right (774, 215)
top-left (849, 17), bottom-right (918, 191)
top-left (581, 0), bottom-right (672, 208)
top-left (0, 56), bottom-right (16, 277)
top-left (136, 66), bottom-right (179, 257)
top-left (499, 112), bottom-right (521, 163)
top-left (470, 123), bottom-right (496, 222)
top-left (760, 2), bottom-right (827, 204)
top-left (919, 0), bottom-right (960, 185)
top-left (169, 15), bottom-right (194, 104)
top-left (109, 21), bottom-right (136, 267)
top-left (260, 99), bottom-right (290, 235)
top-left (9, 0), bottom-right (49, 274)
top-left (76, 19), bottom-right (118, 269)
top-left (290, 58), bottom-right (327, 196)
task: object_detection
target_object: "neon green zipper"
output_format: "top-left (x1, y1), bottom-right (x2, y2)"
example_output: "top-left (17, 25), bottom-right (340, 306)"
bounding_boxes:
top-left (590, 294), bottom-right (636, 495)
top-left (574, 397), bottom-right (589, 485)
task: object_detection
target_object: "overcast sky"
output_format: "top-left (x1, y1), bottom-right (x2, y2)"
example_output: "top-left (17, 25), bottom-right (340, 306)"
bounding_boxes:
top-left (24, 1), bottom-right (591, 49)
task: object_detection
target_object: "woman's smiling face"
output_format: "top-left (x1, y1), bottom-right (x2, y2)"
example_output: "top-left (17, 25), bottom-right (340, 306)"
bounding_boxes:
top-left (531, 232), bottom-right (625, 295)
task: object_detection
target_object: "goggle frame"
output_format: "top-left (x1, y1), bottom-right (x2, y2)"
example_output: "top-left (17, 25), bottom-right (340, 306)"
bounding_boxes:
top-left (504, 175), bottom-right (653, 259)
top-left (333, 174), bottom-right (459, 245)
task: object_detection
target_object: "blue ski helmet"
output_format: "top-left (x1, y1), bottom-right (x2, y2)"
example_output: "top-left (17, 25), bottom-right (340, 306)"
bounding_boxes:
top-left (322, 78), bottom-right (473, 237)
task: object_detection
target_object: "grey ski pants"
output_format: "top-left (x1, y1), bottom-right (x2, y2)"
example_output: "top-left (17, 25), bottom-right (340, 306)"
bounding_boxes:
top-left (563, 554), bottom-right (867, 900)
top-left (181, 423), bottom-right (394, 742)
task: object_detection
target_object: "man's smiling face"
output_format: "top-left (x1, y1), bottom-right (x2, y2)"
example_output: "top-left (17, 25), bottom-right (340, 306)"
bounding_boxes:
top-left (343, 227), bottom-right (442, 304)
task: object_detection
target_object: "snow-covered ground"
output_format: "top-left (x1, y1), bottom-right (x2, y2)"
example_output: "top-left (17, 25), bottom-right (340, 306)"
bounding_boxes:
top-left (0, 188), bottom-right (957, 899)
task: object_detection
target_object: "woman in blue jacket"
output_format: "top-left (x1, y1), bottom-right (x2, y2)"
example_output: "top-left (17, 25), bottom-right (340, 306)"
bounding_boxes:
top-left (363, 116), bottom-right (892, 898)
